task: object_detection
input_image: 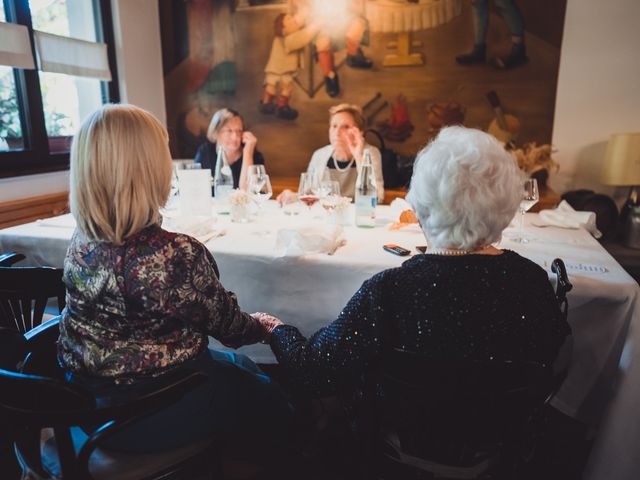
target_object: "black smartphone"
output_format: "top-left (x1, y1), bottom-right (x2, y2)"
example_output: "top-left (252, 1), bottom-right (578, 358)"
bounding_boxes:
top-left (383, 244), bottom-right (411, 256)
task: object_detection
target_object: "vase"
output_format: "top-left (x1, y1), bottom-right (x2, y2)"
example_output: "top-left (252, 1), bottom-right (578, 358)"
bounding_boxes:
top-left (230, 203), bottom-right (250, 223)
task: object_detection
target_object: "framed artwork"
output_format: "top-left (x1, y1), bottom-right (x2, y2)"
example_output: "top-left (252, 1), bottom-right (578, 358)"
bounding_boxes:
top-left (159, 0), bottom-right (567, 179)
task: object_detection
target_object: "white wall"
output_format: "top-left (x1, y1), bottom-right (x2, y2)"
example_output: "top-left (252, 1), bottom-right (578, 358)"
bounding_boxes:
top-left (110, 0), bottom-right (166, 125)
top-left (0, 0), bottom-right (166, 203)
top-left (551, 0), bottom-right (640, 202)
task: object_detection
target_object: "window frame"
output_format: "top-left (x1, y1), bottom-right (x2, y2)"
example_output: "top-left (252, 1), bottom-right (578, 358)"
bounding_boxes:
top-left (0, 0), bottom-right (119, 178)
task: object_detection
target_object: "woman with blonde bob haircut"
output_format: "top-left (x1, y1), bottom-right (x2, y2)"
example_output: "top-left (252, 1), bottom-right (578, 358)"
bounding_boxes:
top-left (265, 127), bottom-right (569, 433)
top-left (70, 104), bottom-right (172, 245)
top-left (60, 104), bottom-right (292, 455)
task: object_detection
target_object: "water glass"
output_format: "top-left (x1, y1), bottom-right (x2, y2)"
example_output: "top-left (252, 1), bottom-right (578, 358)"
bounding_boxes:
top-left (249, 174), bottom-right (273, 209)
top-left (512, 178), bottom-right (539, 243)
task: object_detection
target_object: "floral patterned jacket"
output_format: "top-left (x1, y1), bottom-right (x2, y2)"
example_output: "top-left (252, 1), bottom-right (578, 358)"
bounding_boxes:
top-left (58, 224), bottom-right (265, 382)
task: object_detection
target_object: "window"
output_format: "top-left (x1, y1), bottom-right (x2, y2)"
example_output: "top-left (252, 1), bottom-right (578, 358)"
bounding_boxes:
top-left (0, 0), bottom-right (118, 177)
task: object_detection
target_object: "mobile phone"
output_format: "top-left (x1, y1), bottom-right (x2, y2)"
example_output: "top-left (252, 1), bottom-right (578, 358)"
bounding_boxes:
top-left (383, 244), bottom-right (411, 256)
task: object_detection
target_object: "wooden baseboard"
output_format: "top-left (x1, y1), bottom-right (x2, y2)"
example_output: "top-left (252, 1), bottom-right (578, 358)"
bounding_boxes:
top-left (0, 192), bottom-right (69, 229)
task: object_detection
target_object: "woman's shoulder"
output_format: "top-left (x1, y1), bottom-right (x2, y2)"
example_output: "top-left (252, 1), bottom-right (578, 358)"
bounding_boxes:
top-left (308, 144), bottom-right (333, 168)
top-left (500, 249), bottom-right (548, 276)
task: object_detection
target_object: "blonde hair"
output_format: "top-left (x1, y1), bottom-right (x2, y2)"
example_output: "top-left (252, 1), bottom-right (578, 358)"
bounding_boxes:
top-left (206, 108), bottom-right (243, 142)
top-left (329, 103), bottom-right (365, 131)
top-left (69, 104), bottom-right (173, 246)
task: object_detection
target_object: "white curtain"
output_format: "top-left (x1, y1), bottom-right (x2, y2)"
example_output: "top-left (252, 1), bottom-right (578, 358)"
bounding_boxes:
top-left (34, 31), bottom-right (111, 80)
top-left (0, 21), bottom-right (35, 69)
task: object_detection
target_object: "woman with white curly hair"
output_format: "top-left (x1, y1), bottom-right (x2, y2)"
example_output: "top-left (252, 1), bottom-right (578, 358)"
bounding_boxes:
top-left (265, 126), bottom-right (570, 403)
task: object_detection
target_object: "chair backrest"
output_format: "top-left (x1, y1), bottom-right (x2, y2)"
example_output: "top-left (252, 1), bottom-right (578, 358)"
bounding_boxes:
top-left (362, 258), bottom-right (574, 478)
top-left (0, 252), bottom-right (26, 266)
top-left (0, 262), bottom-right (66, 333)
top-left (375, 352), bottom-right (554, 467)
top-left (0, 316), bottom-right (210, 480)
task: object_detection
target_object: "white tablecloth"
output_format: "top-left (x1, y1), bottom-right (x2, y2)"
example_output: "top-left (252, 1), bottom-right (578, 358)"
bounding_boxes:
top-left (1, 201), bottom-right (639, 479)
top-left (366, 0), bottom-right (462, 33)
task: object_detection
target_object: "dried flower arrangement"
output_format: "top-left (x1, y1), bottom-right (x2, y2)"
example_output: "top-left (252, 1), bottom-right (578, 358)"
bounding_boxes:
top-left (333, 196), bottom-right (352, 212)
top-left (510, 143), bottom-right (559, 176)
top-left (228, 189), bottom-right (251, 206)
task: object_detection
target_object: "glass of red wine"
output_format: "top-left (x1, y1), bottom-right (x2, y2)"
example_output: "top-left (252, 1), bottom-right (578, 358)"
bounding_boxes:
top-left (298, 172), bottom-right (319, 212)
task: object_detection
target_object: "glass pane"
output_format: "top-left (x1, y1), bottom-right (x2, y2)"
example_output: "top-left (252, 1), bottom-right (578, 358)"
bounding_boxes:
top-left (0, 66), bottom-right (24, 151)
top-left (31, 0), bottom-right (96, 42)
top-left (39, 71), bottom-right (103, 153)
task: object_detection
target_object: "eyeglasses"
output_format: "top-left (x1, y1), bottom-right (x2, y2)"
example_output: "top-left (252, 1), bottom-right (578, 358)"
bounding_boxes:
top-left (220, 128), bottom-right (243, 136)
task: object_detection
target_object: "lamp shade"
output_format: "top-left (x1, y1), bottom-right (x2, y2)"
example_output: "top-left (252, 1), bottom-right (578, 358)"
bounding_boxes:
top-left (601, 133), bottom-right (640, 186)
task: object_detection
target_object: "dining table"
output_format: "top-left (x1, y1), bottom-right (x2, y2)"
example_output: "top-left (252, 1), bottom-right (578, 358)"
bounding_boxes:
top-left (0, 200), bottom-right (639, 479)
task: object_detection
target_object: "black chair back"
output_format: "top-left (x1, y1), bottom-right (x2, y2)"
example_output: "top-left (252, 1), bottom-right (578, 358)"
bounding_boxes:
top-left (360, 258), bottom-right (574, 479)
top-left (0, 317), bottom-right (216, 480)
top-left (0, 254), bottom-right (66, 332)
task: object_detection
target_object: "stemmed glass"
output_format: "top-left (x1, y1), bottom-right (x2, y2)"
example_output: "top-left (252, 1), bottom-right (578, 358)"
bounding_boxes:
top-left (320, 181), bottom-right (341, 214)
top-left (298, 172), bottom-right (319, 212)
top-left (512, 178), bottom-right (539, 243)
top-left (248, 165), bottom-right (266, 178)
top-left (248, 173), bottom-right (272, 210)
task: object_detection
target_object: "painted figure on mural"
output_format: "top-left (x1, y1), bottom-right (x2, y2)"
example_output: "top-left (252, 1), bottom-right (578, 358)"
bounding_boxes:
top-left (260, 13), bottom-right (321, 120)
top-left (456, 0), bottom-right (527, 69)
top-left (289, 0), bottom-right (373, 97)
top-left (184, 0), bottom-right (238, 94)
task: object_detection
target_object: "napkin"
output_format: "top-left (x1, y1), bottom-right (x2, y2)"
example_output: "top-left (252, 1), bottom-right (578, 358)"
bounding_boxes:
top-left (162, 215), bottom-right (225, 244)
top-left (389, 197), bottom-right (413, 216)
top-left (535, 200), bottom-right (602, 238)
top-left (275, 224), bottom-right (346, 257)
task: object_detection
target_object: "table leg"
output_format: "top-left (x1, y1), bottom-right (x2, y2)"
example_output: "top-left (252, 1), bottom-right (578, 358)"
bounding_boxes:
top-left (383, 32), bottom-right (424, 67)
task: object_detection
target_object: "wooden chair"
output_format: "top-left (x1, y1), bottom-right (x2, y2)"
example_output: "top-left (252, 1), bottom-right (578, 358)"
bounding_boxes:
top-left (0, 252), bottom-right (65, 332)
top-left (0, 317), bottom-right (222, 480)
top-left (359, 258), bottom-right (573, 479)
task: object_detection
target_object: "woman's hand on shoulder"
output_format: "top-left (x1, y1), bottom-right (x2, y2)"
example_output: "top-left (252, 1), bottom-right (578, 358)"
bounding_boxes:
top-left (251, 312), bottom-right (284, 341)
top-left (277, 189), bottom-right (298, 206)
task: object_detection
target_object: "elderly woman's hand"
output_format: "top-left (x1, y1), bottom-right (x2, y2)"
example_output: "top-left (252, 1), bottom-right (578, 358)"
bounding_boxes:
top-left (277, 189), bottom-right (298, 206)
top-left (251, 312), bottom-right (284, 341)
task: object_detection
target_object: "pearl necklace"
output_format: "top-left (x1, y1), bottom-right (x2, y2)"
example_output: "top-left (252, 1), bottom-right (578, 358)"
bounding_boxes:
top-left (423, 248), bottom-right (473, 256)
top-left (331, 152), bottom-right (355, 173)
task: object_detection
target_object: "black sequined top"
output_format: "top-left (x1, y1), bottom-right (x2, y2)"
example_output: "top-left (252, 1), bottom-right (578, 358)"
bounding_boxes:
top-left (270, 250), bottom-right (570, 397)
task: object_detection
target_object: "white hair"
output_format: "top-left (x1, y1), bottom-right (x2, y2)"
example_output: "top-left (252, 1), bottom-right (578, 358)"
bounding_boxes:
top-left (406, 126), bottom-right (525, 250)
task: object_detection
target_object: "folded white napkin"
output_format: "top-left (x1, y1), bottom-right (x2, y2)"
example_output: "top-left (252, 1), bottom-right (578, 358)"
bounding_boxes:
top-left (536, 200), bottom-right (602, 238)
top-left (275, 224), bottom-right (346, 257)
top-left (162, 215), bottom-right (225, 244)
top-left (389, 197), bottom-right (413, 216)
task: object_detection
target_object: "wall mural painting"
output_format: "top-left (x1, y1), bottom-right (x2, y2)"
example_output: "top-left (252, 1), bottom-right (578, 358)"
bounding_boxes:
top-left (160, 0), bottom-right (567, 184)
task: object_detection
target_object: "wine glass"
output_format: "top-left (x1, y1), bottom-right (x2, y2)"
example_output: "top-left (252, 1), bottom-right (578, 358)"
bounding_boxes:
top-left (298, 172), bottom-right (319, 212)
top-left (513, 178), bottom-right (539, 243)
top-left (320, 180), bottom-right (341, 213)
top-left (248, 165), bottom-right (266, 178)
top-left (249, 174), bottom-right (272, 209)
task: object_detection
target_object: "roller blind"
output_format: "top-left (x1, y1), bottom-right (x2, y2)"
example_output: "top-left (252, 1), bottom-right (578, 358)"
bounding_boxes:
top-left (34, 30), bottom-right (111, 80)
top-left (0, 21), bottom-right (35, 69)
